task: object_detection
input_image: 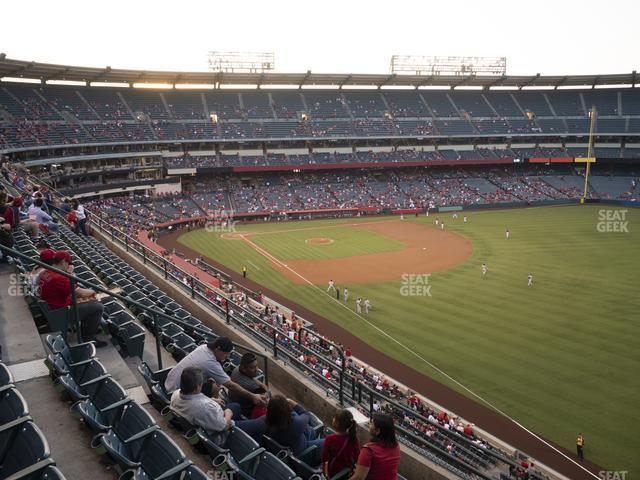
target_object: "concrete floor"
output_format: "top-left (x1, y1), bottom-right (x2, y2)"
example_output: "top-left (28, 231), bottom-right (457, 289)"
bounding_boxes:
top-left (18, 377), bottom-right (120, 480)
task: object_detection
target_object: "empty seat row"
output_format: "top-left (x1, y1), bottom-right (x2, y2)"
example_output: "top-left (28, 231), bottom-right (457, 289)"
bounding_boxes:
top-left (42, 335), bottom-right (211, 480)
top-left (0, 361), bottom-right (67, 480)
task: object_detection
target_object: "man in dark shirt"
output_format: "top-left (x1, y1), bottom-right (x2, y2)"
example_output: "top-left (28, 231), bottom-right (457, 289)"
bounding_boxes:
top-left (229, 352), bottom-right (270, 417)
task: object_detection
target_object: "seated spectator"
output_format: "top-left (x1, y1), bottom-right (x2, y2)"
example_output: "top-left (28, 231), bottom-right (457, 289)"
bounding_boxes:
top-left (349, 413), bottom-right (400, 480)
top-left (165, 337), bottom-right (268, 409)
top-left (29, 249), bottom-right (56, 292)
top-left (28, 197), bottom-right (58, 233)
top-left (229, 352), bottom-right (270, 418)
top-left (170, 367), bottom-right (235, 445)
top-left (264, 395), bottom-right (324, 466)
top-left (13, 197), bottom-right (38, 238)
top-left (321, 409), bottom-right (360, 478)
top-left (0, 191), bottom-right (15, 228)
top-left (38, 250), bottom-right (106, 346)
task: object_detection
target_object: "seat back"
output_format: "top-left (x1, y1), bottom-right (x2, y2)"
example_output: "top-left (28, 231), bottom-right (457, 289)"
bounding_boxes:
top-left (252, 452), bottom-right (298, 480)
top-left (226, 428), bottom-right (262, 462)
top-left (74, 359), bottom-right (108, 384)
top-left (45, 334), bottom-right (67, 357)
top-left (90, 377), bottom-right (129, 409)
top-left (0, 363), bottom-right (13, 387)
top-left (136, 430), bottom-right (188, 478)
top-left (113, 402), bottom-right (157, 441)
top-left (0, 388), bottom-right (29, 425)
top-left (288, 455), bottom-right (323, 480)
top-left (0, 421), bottom-right (51, 478)
top-left (46, 353), bottom-right (70, 377)
top-left (261, 435), bottom-right (292, 459)
top-left (177, 465), bottom-right (211, 480)
top-left (137, 362), bottom-right (157, 388)
top-left (55, 374), bottom-right (87, 402)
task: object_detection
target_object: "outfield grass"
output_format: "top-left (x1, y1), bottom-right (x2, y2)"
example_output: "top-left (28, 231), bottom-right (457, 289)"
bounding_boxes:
top-left (178, 206), bottom-right (640, 474)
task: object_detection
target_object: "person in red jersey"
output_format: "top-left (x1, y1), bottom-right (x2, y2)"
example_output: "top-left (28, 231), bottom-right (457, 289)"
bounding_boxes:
top-left (39, 250), bottom-right (106, 347)
top-left (350, 413), bottom-right (400, 480)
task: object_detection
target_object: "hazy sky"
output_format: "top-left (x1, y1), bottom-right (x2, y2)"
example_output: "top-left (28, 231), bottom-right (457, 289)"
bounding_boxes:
top-left (1, 0), bottom-right (639, 76)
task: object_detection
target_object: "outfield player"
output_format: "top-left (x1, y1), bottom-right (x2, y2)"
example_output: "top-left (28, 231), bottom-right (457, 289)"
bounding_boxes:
top-left (481, 263), bottom-right (488, 278)
top-left (364, 299), bottom-right (371, 314)
top-left (327, 279), bottom-right (335, 292)
top-left (527, 273), bottom-right (533, 287)
top-left (344, 287), bottom-right (349, 303)
top-left (505, 228), bottom-right (510, 239)
top-left (356, 298), bottom-right (362, 314)
top-left (463, 215), bottom-right (468, 223)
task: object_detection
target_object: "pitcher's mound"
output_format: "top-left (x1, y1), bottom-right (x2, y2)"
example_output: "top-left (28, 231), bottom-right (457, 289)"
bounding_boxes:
top-left (306, 237), bottom-right (334, 245)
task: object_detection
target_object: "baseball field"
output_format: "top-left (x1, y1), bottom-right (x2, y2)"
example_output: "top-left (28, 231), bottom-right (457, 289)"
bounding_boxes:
top-left (171, 205), bottom-right (639, 474)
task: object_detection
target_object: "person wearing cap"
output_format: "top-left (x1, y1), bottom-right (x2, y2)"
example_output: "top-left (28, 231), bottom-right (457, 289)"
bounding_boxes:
top-left (29, 249), bottom-right (56, 293)
top-left (38, 250), bottom-right (106, 347)
top-left (165, 337), bottom-right (268, 410)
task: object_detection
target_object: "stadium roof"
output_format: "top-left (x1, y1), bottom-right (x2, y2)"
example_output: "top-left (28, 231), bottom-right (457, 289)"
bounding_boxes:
top-left (0, 55), bottom-right (638, 89)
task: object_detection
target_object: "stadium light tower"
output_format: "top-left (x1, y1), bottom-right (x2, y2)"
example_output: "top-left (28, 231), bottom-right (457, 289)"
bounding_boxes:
top-left (390, 55), bottom-right (506, 76)
top-left (208, 51), bottom-right (275, 73)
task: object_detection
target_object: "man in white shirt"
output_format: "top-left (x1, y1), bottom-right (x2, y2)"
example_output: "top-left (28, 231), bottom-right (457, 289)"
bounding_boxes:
top-left (165, 337), bottom-right (267, 409)
top-left (170, 367), bottom-right (233, 445)
top-left (28, 198), bottom-right (58, 232)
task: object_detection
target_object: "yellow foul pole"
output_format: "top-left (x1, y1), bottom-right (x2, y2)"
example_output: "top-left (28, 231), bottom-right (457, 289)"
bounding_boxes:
top-left (581, 106), bottom-right (597, 203)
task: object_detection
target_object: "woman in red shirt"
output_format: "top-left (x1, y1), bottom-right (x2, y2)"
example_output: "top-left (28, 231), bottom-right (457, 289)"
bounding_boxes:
top-left (321, 409), bottom-right (360, 478)
top-left (350, 413), bottom-right (400, 480)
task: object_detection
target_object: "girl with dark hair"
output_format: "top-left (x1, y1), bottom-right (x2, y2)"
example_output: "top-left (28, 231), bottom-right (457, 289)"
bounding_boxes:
top-left (264, 395), bottom-right (325, 466)
top-left (349, 413), bottom-right (400, 480)
top-left (321, 409), bottom-right (360, 478)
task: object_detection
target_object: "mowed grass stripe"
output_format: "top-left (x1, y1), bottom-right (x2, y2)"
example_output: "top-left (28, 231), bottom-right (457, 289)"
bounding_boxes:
top-left (177, 206), bottom-right (640, 474)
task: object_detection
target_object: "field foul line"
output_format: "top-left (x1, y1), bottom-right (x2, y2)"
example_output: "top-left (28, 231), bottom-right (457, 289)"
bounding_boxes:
top-left (238, 233), bottom-right (598, 479)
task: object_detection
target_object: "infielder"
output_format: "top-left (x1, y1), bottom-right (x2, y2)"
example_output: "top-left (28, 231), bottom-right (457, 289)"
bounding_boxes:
top-left (356, 298), bottom-right (362, 314)
top-left (327, 279), bottom-right (335, 292)
top-left (364, 299), bottom-right (371, 314)
top-left (344, 287), bottom-right (349, 303)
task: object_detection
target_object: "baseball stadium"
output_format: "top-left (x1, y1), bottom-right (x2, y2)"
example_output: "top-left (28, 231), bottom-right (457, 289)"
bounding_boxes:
top-left (0, 6), bottom-right (639, 480)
